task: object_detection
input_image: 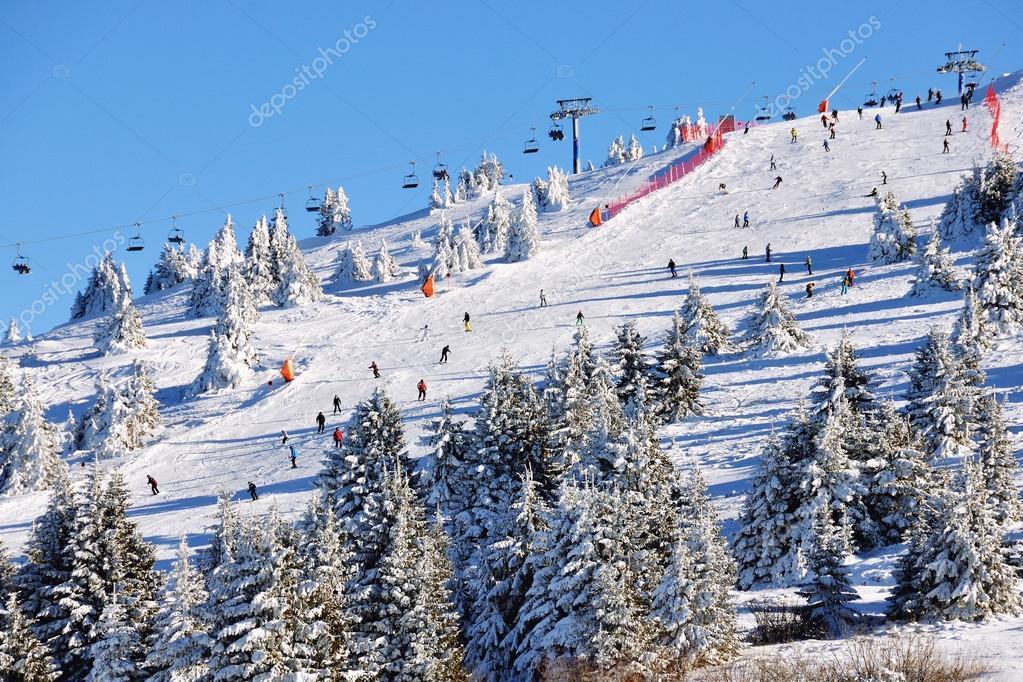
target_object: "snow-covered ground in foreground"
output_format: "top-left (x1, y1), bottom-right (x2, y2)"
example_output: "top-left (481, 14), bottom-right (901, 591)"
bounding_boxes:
top-left (4, 72), bottom-right (1023, 675)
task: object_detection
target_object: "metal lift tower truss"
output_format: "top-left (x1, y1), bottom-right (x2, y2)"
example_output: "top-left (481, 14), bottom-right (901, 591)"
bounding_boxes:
top-left (550, 98), bottom-right (599, 174)
top-left (937, 49), bottom-right (986, 95)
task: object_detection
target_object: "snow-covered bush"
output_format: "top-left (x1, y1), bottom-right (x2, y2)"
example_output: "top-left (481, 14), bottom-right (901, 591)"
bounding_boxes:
top-left (604, 135), bottom-right (627, 167)
top-left (937, 168), bottom-right (982, 243)
top-left (653, 311), bottom-right (704, 422)
top-left (71, 252), bottom-right (133, 321)
top-left (905, 328), bottom-right (973, 459)
top-left (977, 152), bottom-right (1017, 226)
top-left (868, 192), bottom-right (917, 264)
top-left (243, 215), bottom-right (275, 305)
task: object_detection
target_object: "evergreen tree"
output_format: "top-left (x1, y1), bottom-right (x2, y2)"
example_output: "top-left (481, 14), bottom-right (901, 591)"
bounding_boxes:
top-left (145, 537), bottom-right (211, 682)
top-left (431, 214), bottom-right (457, 280)
top-left (418, 398), bottom-right (470, 522)
top-left (330, 240), bottom-right (373, 286)
top-left (972, 217), bottom-right (1023, 334)
top-left (270, 210), bottom-right (323, 307)
top-left (809, 333), bottom-right (877, 422)
top-left (187, 269), bottom-right (259, 397)
top-left (0, 592), bottom-right (59, 682)
top-left (5, 318), bottom-right (22, 345)
top-left (534, 166), bottom-right (571, 212)
top-left (678, 274), bottom-right (730, 354)
top-left (94, 299), bottom-right (147, 355)
top-left (743, 281), bottom-right (814, 354)
top-left (87, 597), bottom-right (147, 682)
top-left (868, 191), bottom-right (917, 264)
top-left (951, 285), bottom-right (991, 369)
top-left (316, 185), bottom-right (353, 236)
top-left (611, 321), bottom-right (652, 408)
top-left (145, 243), bottom-right (197, 295)
top-left (904, 328), bottom-right (974, 459)
top-left (0, 353), bottom-right (16, 416)
top-left (653, 311), bottom-right (704, 422)
top-left (909, 228), bottom-right (961, 296)
top-left (796, 506), bottom-right (860, 636)
top-left (604, 136), bottom-right (626, 167)
top-left (626, 134), bottom-right (644, 161)
top-left (189, 216), bottom-right (243, 318)
top-left (243, 215), bottom-right (275, 305)
top-left (371, 239), bottom-right (401, 283)
top-left (455, 224), bottom-right (484, 271)
top-left (71, 252), bottom-right (133, 321)
top-left (977, 152), bottom-right (1017, 225)
top-left (505, 190), bottom-right (540, 263)
top-left (477, 192), bottom-right (513, 254)
top-left (973, 393), bottom-right (1022, 527)
top-left (937, 168), bottom-right (982, 243)
top-left (0, 375), bottom-right (63, 496)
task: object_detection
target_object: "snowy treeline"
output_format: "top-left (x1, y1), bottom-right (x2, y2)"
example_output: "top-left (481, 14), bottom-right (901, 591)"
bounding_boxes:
top-left (315, 185), bottom-right (353, 236)
top-left (430, 152), bottom-right (506, 210)
top-left (731, 327), bottom-right (1021, 626)
top-left (604, 134), bottom-right (644, 167)
top-left (937, 152), bottom-right (1018, 244)
top-left (74, 361), bottom-right (161, 459)
top-left (0, 369), bottom-right (63, 497)
top-left (70, 252), bottom-right (132, 321)
top-left (143, 243), bottom-right (200, 295)
top-left (430, 214), bottom-right (484, 280)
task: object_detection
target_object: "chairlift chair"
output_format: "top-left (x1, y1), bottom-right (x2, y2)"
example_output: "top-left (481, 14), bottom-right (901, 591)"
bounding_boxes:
top-left (782, 106), bottom-right (797, 121)
top-left (167, 215), bottom-right (185, 245)
top-left (11, 244), bottom-right (30, 275)
top-left (548, 121), bottom-right (564, 141)
top-left (432, 152), bottom-right (449, 181)
top-left (402, 161), bottom-right (419, 189)
top-left (277, 193), bottom-right (288, 219)
top-left (523, 127), bottom-right (540, 154)
top-left (305, 185), bottom-right (322, 213)
top-left (754, 96), bottom-right (772, 122)
top-left (863, 82), bottom-right (879, 107)
top-left (885, 87), bottom-right (902, 100)
top-left (640, 105), bottom-right (657, 131)
top-left (127, 223), bottom-right (145, 252)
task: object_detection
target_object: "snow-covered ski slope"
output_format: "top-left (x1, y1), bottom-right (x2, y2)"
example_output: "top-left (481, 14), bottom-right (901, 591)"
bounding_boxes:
top-left (5, 71), bottom-right (1023, 673)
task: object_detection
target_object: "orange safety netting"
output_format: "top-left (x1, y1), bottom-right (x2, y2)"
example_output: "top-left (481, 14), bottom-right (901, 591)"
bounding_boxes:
top-left (421, 275), bottom-right (435, 298)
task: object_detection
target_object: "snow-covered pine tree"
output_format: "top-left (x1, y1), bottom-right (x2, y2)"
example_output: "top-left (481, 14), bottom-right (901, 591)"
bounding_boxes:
top-left (189, 216), bottom-right (243, 318)
top-left (206, 513), bottom-right (300, 680)
top-left (316, 185), bottom-right (353, 236)
top-left (465, 468), bottom-right (548, 679)
top-left (796, 505), bottom-right (860, 636)
top-left (937, 168), bottom-right (983, 243)
top-left (271, 215), bottom-right (323, 307)
top-left (952, 285), bottom-right (991, 369)
top-left (145, 536), bottom-right (211, 682)
top-left (809, 332), bottom-right (877, 422)
top-left (904, 328), bottom-right (974, 459)
top-left (294, 497), bottom-right (354, 676)
top-left (0, 592), bottom-right (59, 682)
top-left (514, 481), bottom-right (645, 674)
top-left (972, 217), bottom-right (1023, 334)
top-left (330, 240), bottom-right (373, 287)
top-left (5, 318), bottom-right (22, 345)
top-left (243, 215), bottom-right (275, 305)
top-left (909, 227), bottom-right (961, 296)
top-left (570, 358), bottom-right (627, 483)
top-left (456, 167), bottom-right (481, 202)
top-left (144, 243), bottom-right (197, 295)
top-left (678, 274), bottom-right (730, 355)
top-left (541, 166), bottom-right (570, 211)
top-left (973, 393), bottom-right (1022, 527)
top-left (477, 192), bottom-right (513, 254)
top-left (0, 375), bottom-right (63, 496)
top-left (889, 464), bottom-right (1021, 621)
top-left (626, 134), bottom-right (644, 161)
top-left (611, 321), bottom-right (652, 408)
top-left (474, 151), bottom-right (504, 191)
top-left (94, 299), bottom-right (147, 355)
top-left (743, 281), bottom-right (814, 354)
top-left (456, 224), bottom-right (484, 271)
top-left (0, 353), bottom-right (16, 416)
top-left (187, 268), bottom-right (259, 396)
top-left (653, 311), bottom-right (705, 423)
top-left (736, 429), bottom-right (797, 588)
top-left (71, 252), bottom-right (133, 321)
top-left (868, 191), bottom-right (917, 264)
top-left (604, 136), bottom-right (626, 167)
top-left (416, 517), bottom-right (468, 681)
top-left (431, 214), bottom-right (457, 280)
top-left (87, 596), bottom-right (147, 682)
top-left (505, 189), bottom-right (540, 263)
top-left (418, 398), bottom-right (470, 522)
top-left (429, 179), bottom-right (445, 210)
top-left (977, 151), bottom-right (1017, 225)
top-left (371, 239), bottom-right (401, 283)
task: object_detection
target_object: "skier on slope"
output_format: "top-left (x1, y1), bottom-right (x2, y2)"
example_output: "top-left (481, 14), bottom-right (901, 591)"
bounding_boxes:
top-left (332, 427), bottom-right (344, 449)
top-left (419, 324), bottom-right (430, 341)
top-left (147, 475), bottom-right (159, 495)
top-left (823, 140), bottom-right (830, 152)
top-left (805, 256), bottom-right (813, 275)
top-left (769, 154), bottom-right (777, 170)
top-left (316, 412), bottom-right (326, 434)
top-left (857, 107), bottom-right (863, 120)
top-left (743, 211), bottom-right (750, 228)
top-left (778, 262), bottom-right (786, 282)
top-left (846, 267), bottom-right (855, 287)
top-left (935, 90), bottom-right (942, 105)
top-left (765, 243), bottom-right (772, 263)
top-left (463, 312), bottom-right (471, 332)
top-left (576, 310), bottom-right (585, 326)
top-left (866, 187), bottom-right (879, 198)
top-left (945, 119), bottom-right (952, 136)
top-left (772, 176), bottom-right (783, 189)
top-left (417, 379), bottom-right (428, 402)
top-left (874, 113), bottom-right (882, 130)
top-left (440, 345), bottom-right (451, 363)
top-left (806, 282), bottom-right (815, 298)
top-left (741, 245), bottom-right (748, 260)
top-left (280, 430), bottom-right (289, 445)
top-left (289, 445), bottom-right (297, 469)
top-left (668, 259), bottom-right (678, 278)
top-left (734, 213), bottom-right (740, 228)
top-left (332, 394), bottom-right (342, 414)
top-left (248, 481), bottom-right (259, 501)
top-left (962, 116), bottom-right (968, 132)
top-left (942, 138), bottom-right (950, 154)
top-left (790, 128), bottom-right (798, 143)
top-left (539, 289), bottom-right (548, 307)
top-left (828, 122), bottom-right (836, 139)
top-left (915, 95), bottom-right (922, 110)
top-left (881, 170), bottom-right (887, 184)
top-left (369, 361), bottom-right (380, 378)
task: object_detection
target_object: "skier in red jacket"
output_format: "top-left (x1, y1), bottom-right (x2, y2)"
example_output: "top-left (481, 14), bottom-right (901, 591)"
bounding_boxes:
top-left (417, 379), bottom-right (427, 402)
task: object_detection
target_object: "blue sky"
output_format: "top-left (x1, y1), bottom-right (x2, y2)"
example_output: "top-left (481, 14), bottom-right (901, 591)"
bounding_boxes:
top-left (2, 0), bottom-right (1021, 335)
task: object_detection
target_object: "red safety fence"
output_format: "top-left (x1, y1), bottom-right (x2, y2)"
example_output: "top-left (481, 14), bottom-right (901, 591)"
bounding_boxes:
top-left (592, 129), bottom-right (725, 226)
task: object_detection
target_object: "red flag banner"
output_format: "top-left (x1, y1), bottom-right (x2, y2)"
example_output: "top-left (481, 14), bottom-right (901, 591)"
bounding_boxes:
top-left (984, 85), bottom-right (1001, 150)
top-left (817, 99), bottom-right (828, 113)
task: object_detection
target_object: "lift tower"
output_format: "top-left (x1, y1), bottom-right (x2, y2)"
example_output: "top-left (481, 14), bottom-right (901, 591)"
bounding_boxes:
top-left (550, 98), bottom-right (599, 174)
top-left (936, 48), bottom-right (986, 96)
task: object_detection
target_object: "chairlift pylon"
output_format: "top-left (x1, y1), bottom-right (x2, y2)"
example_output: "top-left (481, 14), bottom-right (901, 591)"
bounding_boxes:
top-left (305, 185), bottom-right (322, 213)
top-left (127, 222), bottom-right (145, 252)
top-left (167, 215), bottom-right (185, 245)
top-left (640, 105), bottom-right (656, 131)
top-left (548, 121), bottom-right (564, 141)
top-left (523, 127), bottom-right (540, 154)
top-left (11, 243), bottom-right (30, 275)
top-left (432, 152), bottom-right (449, 181)
top-left (402, 161), bottom-right (419, 189)
top-left (754, 95), bottom-right (772, 122)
